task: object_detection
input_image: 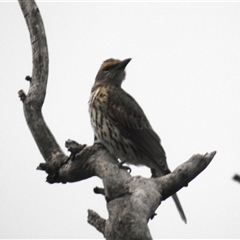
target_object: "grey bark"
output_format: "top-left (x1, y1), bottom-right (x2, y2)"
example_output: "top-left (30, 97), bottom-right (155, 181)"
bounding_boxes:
top-left (18, 1), bottom-right (216, 239)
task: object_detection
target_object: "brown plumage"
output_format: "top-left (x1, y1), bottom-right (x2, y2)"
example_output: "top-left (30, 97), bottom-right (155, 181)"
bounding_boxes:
top-left (89, 58), bottom-right (186, 223)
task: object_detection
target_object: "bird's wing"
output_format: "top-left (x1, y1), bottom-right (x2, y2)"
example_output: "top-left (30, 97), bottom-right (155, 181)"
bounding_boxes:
top-left (107, 88), bottom-right (168, 172)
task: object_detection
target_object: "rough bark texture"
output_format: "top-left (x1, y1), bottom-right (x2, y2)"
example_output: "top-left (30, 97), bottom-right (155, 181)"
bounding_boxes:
top-left (18, 1), bottom-right (216, 239)
top-left (18, 0), bottom-right (67, 169)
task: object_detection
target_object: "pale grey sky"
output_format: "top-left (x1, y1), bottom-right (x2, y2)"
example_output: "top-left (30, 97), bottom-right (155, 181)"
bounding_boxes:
top-left (1, 1), bottom-right (240, 239)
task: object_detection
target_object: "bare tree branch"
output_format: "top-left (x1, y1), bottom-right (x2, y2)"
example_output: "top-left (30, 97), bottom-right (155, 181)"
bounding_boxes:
top-left (18, 1), bottom-right (217, 239)
top-left (88, 210), bottom-right (106, 235)
top-left (86, 151), bottom-right (215, 240)
top-left (233, 174), bottom-right (240, 183)
top-left (156, 152), bottom-right (217, 200)
top-left (18, 0), bottom-right (66, 166)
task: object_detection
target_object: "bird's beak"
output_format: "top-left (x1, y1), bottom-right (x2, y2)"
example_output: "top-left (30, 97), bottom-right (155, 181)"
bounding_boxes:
top-left (114, 58), bottom-right (132, 70)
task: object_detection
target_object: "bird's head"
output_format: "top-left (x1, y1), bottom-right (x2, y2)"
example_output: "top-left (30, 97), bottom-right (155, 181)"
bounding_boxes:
top-left (93, 58), bottom-right (131, 90)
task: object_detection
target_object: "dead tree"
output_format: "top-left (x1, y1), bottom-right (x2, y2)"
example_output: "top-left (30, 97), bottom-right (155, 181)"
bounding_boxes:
top-left (18, 1), bottom-right (216, 239)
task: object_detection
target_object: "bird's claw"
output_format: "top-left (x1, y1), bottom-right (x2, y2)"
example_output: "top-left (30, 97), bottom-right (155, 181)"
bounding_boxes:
top-left (118, 162), bottom-right (131, 173)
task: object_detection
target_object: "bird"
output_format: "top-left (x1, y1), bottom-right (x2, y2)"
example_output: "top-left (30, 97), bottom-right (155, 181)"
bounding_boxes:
top-left (89, 58), bottom-right (187, 223)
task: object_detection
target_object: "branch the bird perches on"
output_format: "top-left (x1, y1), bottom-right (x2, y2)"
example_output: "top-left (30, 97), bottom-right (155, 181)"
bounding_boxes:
top-left (18, 1), bottom-right (216, 239)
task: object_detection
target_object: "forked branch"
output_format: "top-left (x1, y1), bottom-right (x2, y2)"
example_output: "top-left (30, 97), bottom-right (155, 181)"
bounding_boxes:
top-left (18, 1), bottom-right (216, 239)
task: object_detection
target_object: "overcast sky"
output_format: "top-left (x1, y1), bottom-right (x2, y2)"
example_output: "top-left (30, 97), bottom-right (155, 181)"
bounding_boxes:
top-left (1, 1), bottom-right (240, 239)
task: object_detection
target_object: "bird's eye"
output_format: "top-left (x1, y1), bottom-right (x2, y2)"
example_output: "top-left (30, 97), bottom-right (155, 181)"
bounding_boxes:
top-left (103, 66), bottom-right (110, 72)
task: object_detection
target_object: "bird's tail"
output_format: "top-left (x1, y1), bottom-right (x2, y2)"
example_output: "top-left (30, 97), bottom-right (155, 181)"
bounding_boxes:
top-left (172, 193), bottom-right (187, 223)
top-left (152, 164), bottom-right (187, 223)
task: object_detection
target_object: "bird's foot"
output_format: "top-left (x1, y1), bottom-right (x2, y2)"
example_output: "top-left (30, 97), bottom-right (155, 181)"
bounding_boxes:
top-left (151, 168), bottom-right (157, 178)
top-left (118, 161), bottom-right (131, 173)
